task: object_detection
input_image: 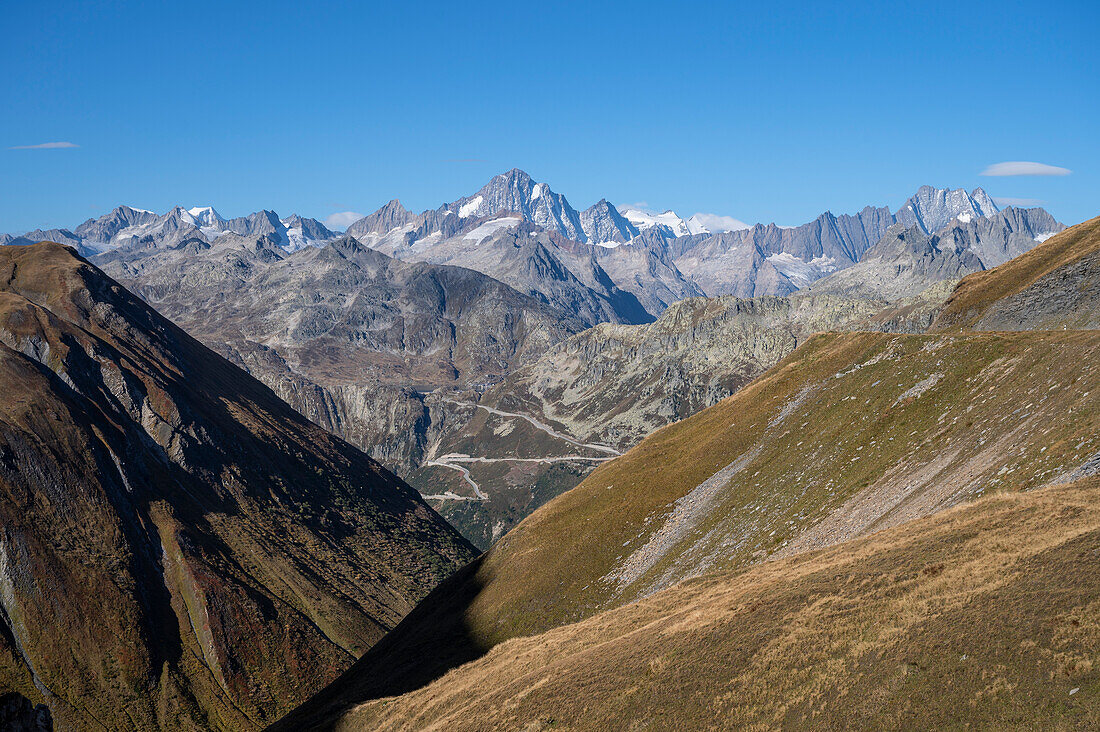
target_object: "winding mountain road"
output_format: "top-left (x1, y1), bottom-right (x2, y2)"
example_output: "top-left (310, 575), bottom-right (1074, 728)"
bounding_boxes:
top-left (443, 400), bottom-right (622, 455)
top-left (424, 401), bottom-right (622, 500)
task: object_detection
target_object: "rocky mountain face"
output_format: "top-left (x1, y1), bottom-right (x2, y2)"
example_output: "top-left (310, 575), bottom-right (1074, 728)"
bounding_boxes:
top-left (808, 207), bottom-right (1064, 301)
top-left (933, 215), bottom-right (1100, 332)
top-left (446, 169), bottom-right (590, 243)
top-left (667, 205), bottom-right (899, 296)
top-left (93, 234), bottom-right (581, 474)
top-left (663, 189), bottom-right (1062, 299)
top-left (384, 219), bottom-right (658, 326)
top-left (74, 205), bottom-right (159, 243)
top-left (895, 184), bottom-right (999, 233)
top-left (345, 199), bottom-right (415, 237)
top-left (578, 198), bottom-right (641, 245)
top-left (0, 243), bottom-right (476, 730)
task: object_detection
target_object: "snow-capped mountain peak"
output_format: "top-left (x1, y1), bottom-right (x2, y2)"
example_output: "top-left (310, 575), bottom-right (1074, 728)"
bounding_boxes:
top-left (184, 206), bottom-right (224, 227)
top-left (620, 207), bottom-right (750, 237)
top-left (620, 207), bottom-right (694, 237)
top-left (895, 186), bottom-right (1000, 234)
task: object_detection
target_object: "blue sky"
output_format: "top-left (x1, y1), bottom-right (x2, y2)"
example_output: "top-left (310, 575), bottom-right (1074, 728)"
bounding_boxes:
top-left (2, 0), bottom-right (1097, 233)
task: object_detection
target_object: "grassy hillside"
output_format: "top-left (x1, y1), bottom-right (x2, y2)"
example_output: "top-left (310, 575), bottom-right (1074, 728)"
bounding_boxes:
top-left (933, 215), bottom-right (1100, 331)
top-left (274, 327), bottom-right (1100, 728)
top-left (334, 477), bottom-right (1100, 730)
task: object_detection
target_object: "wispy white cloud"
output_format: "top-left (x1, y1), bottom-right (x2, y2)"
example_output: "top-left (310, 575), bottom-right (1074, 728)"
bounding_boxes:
top-left (325, 211), bottom-right (364, 231)
top-left (8, 141), bottom-right (79, 150)
top-left (980, 161), bottom-right (1071, 177)
top-left (689, 212), bottom-right (751, 232)
top-left (992, 196), bottom-right (1045, 207)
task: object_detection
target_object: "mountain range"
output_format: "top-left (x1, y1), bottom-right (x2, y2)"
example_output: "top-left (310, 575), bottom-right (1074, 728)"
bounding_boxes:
top-left (0, 173), bottom-right (1068, 550)
top-left (7, 171), bottom-right (1060, 322)
top-left (0, 206), bottom-right (341, 257)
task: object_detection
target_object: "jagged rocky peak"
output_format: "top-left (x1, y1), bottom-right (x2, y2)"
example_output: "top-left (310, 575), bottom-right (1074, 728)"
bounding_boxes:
top-left (580, 198), bottom-right (641, 246)
top-left (895, 185), bottom-right (1000, 233)
top-left (346, 198), bottom-right (415, 237)
top-left (74, 205), bottom-right (158, 242)
top-left (449, 168), bottom-right (588, 243)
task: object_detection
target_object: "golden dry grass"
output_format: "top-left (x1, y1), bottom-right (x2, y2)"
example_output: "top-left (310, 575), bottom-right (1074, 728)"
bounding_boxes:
top-left (339, 477), bottom-right (1100, 730)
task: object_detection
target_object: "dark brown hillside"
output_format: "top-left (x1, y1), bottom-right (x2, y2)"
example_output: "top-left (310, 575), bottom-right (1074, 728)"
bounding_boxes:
top-left (0, 243), bottom-right (476, 730)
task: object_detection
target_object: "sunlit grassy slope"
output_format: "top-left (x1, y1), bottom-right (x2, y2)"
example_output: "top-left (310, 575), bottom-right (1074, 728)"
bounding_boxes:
top-left (341, 476), bottom-right (1100, 730)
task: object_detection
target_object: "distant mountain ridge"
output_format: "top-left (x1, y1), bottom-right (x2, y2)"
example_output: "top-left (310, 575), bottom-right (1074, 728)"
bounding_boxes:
top-left (2, 205), bottom-right (340, 255)
top-left (4, 172), bottom-right (1062, 306)
top-left (338, 171), bottom-right (1061, 304)
top-left (809, 206), bottom-right (1064, 301)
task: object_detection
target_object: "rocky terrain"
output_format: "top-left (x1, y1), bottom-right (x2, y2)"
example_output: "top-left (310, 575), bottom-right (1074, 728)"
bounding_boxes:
top-left (932, 215), bottom-right (1100, 332)
top-left (809, 207), bottom-right (1063, 300)
top-left (93, 234), bottom-right (580, 474)
top-left (0, 243), bottom-right (475, 730)
top-left (412, 272), bottom-right (951, 547)
top-left (271, 217), bottom-right (1100, 730)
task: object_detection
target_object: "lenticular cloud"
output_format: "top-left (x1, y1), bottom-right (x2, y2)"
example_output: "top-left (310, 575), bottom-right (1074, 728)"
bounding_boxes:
top-left (980, 161), bottom-right (1071, 177)
top-left (8, 141), bottom-right (79, 150)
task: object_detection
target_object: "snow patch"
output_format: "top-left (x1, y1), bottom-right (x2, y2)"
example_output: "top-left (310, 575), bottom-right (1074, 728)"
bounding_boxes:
top-left (462, 216), bottom-right (521, 243)
top-left (1035, 232), bottom-right (1058, 243)
top-left (459, 196), bottom-right (483, 218)
top-left (766, 253), bottom-right (838, 286)
top-left (531, 183), bottom-right (542, 200)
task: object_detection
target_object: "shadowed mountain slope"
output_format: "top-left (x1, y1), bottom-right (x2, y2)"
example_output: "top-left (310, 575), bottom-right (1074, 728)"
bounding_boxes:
top-left (294, 477), bottom-right (1100, 730)
top-left (0, 243), bottom-right (476, 730)
top-left (273, 324), bottom-right (1100, 728)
